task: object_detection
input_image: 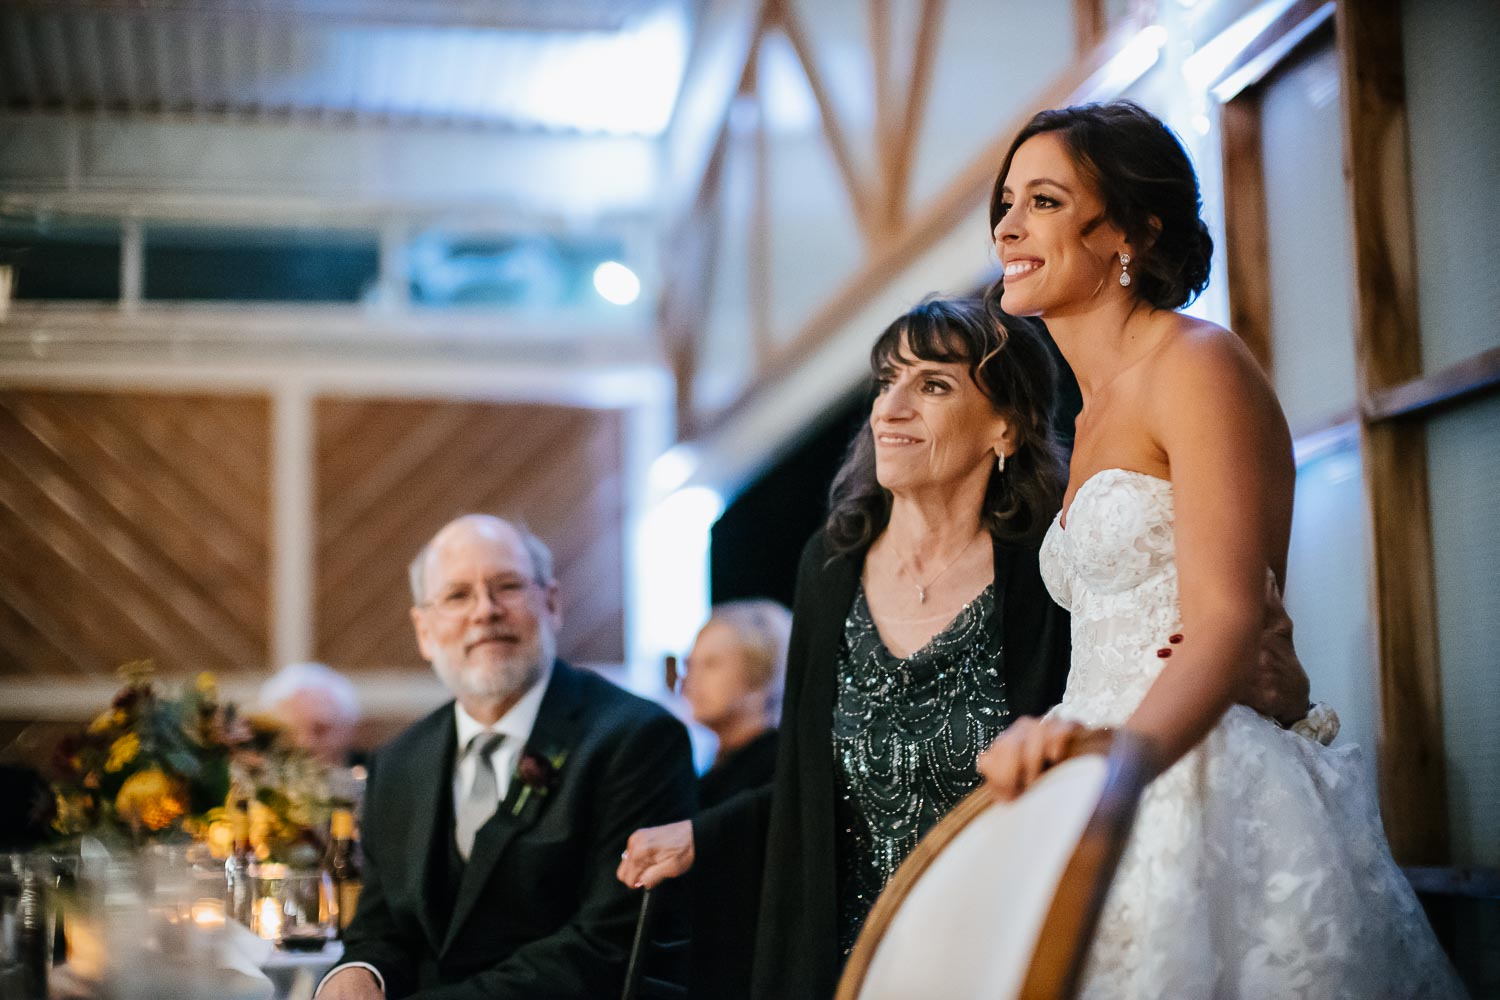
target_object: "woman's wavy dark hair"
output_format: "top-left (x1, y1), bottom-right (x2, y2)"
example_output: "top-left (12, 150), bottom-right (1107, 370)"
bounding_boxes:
top-left (989, 101), bottom-right (1213, 311)
top-left (824, 297), bottom-right (1066, 557)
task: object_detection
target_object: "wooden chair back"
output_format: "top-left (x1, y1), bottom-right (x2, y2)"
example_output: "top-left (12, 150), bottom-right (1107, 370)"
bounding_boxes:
top-left (836, 730), bottom-right (1154, 1000)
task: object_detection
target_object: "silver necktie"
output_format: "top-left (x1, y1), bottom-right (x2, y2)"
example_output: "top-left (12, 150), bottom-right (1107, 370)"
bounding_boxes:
top-left (456, 732), bottom-right (504, 860)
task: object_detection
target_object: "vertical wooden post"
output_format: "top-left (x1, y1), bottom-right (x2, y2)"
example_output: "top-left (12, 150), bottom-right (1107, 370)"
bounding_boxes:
top-left (749, 52), bottom-right (774, 369)
top-left (1072, 0), bottom-right (1105, 58)
top-left (1218, 97), bottom-right (1273, 373)
top-left (1336, 0), bottom-right (1448, 864)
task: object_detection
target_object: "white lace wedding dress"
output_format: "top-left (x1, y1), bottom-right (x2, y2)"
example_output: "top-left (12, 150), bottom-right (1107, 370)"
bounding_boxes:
top-left (1039, 468), bottom-right (1465, 999)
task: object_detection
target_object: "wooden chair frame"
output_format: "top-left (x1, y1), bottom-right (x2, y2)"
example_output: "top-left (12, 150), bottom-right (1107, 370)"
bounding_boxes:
top-left (836, 730), bottom-right (1155, 1000)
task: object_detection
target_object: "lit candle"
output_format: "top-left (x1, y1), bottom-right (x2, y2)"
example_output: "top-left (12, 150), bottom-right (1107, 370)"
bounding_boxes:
top-left (257, 896), bottom-right (283, 941)
top-left (191, 900), bottom-right (226, 930)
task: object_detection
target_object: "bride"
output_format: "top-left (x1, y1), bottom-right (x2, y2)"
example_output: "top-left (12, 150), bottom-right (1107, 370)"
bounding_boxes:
top-left (976, 101), bottom-right (1464, 998)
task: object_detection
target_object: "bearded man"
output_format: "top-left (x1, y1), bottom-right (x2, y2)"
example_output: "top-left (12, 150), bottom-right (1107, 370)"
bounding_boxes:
top-left (318, 515), bottom-right (695, 1000)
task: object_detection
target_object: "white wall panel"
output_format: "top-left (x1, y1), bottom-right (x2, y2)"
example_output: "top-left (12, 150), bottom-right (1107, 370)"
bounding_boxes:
top-left (1426, 394), bottom-right (1500, 868)
top-left (1285, 436), bottom-right (1378, 789)
top-left (1260, 44), bottom-right (1357, 431)
top-left (1402, 0), bottom-right (1500, 374)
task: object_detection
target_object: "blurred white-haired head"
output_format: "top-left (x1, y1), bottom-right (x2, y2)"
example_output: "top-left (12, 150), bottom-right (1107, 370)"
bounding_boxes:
top-left (259, 662), bottom-right (361, 765)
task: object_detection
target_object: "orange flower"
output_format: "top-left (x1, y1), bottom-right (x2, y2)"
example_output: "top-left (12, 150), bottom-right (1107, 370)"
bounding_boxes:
top-left (115, 768), bottom-right (188, 832)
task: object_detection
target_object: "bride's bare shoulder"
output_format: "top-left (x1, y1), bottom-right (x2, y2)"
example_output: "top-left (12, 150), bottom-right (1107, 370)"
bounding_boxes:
top-left (1150, 314), bottom-right (1269, 391)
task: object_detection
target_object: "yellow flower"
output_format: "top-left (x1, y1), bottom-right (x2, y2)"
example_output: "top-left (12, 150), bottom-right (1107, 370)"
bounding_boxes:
top-left (196, 672), bottom-right (218, 697)
top-left (104, 732), bottom-right (140, 773)
top-left (52, 791), bottom-right (95, 834)
top-left (115, 768), bottom-right (188, 832)
top-left (87, 711), bottom-right (116, 734)
top-left (204, 819), bottom-right (234, 859)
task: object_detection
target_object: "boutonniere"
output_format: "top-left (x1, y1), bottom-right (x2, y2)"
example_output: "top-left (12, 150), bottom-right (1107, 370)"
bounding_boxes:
top-left (511, 747), bottom-right (567, 817)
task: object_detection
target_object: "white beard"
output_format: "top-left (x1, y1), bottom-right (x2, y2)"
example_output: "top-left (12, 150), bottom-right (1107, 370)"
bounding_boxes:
top-left (439, 625), bottom-right (556, 702)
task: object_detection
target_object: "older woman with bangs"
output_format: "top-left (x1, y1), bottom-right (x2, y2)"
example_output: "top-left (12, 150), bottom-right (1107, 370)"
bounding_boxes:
top-left (619, 296), bottom-right (1308, 999)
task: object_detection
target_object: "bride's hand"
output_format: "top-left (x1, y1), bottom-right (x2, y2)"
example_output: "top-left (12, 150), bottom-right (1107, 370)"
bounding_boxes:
top-left (616, 820), bottom-right (695, 889)
top-left (977, 716), bottom-right (1089, 800)
top-left (1240, 571), bottom-right (1311, 725)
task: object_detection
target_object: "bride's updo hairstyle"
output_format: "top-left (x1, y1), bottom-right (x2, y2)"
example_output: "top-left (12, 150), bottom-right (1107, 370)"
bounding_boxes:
top-left (824, 297), bottom-right (1066, 556)
top-left (989, 100), bottom-right (1213, 310)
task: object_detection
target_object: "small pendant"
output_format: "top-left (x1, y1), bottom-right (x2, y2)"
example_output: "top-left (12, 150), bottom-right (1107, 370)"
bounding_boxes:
top-left (916, 587), bottom-right (926, 603)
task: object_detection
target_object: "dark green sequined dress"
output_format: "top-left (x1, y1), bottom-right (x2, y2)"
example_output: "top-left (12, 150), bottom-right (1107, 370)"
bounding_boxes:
top-left (831, 583), bottom-right (1011, 954)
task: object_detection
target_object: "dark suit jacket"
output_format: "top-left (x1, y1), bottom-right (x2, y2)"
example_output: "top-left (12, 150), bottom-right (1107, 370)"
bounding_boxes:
top-left (691, 530), bottom-right (1071, 1000)
top-left (340, 660), bottom-right (697, 1000)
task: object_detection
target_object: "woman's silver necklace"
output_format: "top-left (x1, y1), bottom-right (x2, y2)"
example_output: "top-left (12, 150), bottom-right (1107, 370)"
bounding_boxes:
top-left (905, 530), bottom-right (984, 604)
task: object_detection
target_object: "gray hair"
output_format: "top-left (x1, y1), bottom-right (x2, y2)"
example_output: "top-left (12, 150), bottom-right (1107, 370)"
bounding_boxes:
top-left (258, 662), bottom-right (360, 723)
top-left (702, 599), bottom-right (793, 717)
top-left (408, 515), bottom-right (556, 604)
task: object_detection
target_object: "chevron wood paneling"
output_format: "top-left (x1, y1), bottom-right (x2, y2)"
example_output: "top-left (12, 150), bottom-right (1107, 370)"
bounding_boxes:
top-left (313, 398), bottom-right (626, 670)
top-left (0, 389), bottom-right (272, 678)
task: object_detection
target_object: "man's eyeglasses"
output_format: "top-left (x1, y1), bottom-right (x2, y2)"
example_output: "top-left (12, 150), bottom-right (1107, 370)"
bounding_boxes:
top-left (418, 577), bottom-right (538, 617)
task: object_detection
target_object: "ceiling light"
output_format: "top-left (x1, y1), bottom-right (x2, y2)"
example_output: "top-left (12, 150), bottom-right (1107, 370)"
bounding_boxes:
top-left (593, 261), bottom-right (641, 305)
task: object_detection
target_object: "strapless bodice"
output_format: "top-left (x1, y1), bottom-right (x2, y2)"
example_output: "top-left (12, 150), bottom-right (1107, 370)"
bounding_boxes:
top-left (1039, 468), bottom-right (1182, 722)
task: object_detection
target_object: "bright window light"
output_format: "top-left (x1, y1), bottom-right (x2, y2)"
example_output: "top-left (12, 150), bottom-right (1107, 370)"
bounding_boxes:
top-left (635, 486), bottom-right (725, 676)
top-left (593, 261), bottom-right (641, 305)
top-left (650, 444), bottom-right (699, 497)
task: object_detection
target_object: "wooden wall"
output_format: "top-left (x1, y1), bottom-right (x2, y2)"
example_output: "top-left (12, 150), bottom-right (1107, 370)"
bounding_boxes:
top-left (0, 389), bottom-right (272, 677)
top-left (313, 397), bottom-right (625, 670)
top-left (0, 388), bottom-right (626, 687)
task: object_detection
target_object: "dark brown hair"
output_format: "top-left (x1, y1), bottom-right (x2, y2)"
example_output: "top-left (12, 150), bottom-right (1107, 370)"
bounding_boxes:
top-left (989, 100), bottom-right (1213, 310)
top-left (824, 297), bottom-right (1066, 556)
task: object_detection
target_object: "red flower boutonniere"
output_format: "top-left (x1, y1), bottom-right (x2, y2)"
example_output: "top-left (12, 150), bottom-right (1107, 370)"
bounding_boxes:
top-left (511, 748), bottom-right (567, 817)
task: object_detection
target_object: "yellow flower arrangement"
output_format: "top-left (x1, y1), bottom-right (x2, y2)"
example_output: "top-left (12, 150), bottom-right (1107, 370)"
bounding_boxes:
top-left (48, 661), bottom-right (340, 857)
top-left (47, 662), bottom-right (234, 844)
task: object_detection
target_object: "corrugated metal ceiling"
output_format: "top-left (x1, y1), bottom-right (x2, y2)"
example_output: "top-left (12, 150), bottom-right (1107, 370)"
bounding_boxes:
top-left (0, 0), bottom-right (691, 134)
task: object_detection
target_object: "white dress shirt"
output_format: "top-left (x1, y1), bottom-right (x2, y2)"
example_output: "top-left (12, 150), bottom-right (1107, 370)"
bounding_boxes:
top-left (316, 661), bottom-right (554, 999)
top-left (451, 658), bottom-right (552, 850)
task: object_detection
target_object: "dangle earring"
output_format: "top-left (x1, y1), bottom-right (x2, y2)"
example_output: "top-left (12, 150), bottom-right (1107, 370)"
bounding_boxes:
top-left (997, 452), bottom-right (1006, 473)
top-left (1118, 252), bottom-right (1132, 287)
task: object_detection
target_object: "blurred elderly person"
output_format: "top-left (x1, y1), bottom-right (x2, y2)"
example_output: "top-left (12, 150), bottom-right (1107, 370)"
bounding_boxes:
top-left (260, 661), bottom-right (361, 767)
top-left (682, 600), bottom-right (791, 809)
top-left (319, 514), bottom-right (695, 1000)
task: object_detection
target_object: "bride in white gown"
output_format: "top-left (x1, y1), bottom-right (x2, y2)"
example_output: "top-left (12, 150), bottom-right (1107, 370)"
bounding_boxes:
top-left (976, 102), bottom-right (1464, 998)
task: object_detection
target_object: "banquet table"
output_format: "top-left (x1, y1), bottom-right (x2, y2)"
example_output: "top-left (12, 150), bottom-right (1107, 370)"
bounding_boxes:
top-left (262, 941), bottom-right (344, 1000)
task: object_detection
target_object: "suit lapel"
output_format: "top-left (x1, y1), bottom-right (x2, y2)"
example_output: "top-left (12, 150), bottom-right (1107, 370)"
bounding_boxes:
top-left (402, 706), bottom-right (457, 954)
top-left (441, 662), bottom-right (585, 954)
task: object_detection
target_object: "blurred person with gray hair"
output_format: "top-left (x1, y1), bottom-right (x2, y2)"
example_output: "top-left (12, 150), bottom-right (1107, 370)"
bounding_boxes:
top-left (259, 661), bottom-right (362, 767)
top-left (681, 600), bottom-right (791, 810)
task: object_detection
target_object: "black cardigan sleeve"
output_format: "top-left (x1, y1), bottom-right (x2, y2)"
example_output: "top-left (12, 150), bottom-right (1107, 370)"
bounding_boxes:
top-left (996, 539), bottom-right (1072, 717)
top-left (689, 531), bottom-right (834, 999)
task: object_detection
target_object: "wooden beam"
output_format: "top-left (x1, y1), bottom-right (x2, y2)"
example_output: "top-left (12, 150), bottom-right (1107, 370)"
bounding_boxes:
top-left (661, 0), bottom-right (770, 230)
top-left (1210, 0), bottom-right (1334, 103)
top-left (883, 0), bottom-right (944, 232)
top-left (659, 135), bottom-right (728, 438)
top-left (750, 74), bottom-right (773, 370)
top-left (1337, 0), bottom-right (1448, 865)
top-left (1402, 865), bottom-right (1500, 900)
top-left (772, 0), bottom-right (879, 245)
top-left (1364, 345), bottom-right (1500, 423)
top-left (869, 0), bottom-right (895, 196)
top-left (1218, 96), bottom-right (1273, 373)
top-left (1072, 0), bottom-right (1105, 58)
top-left (696, 21), bottom-right (1151, 438)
